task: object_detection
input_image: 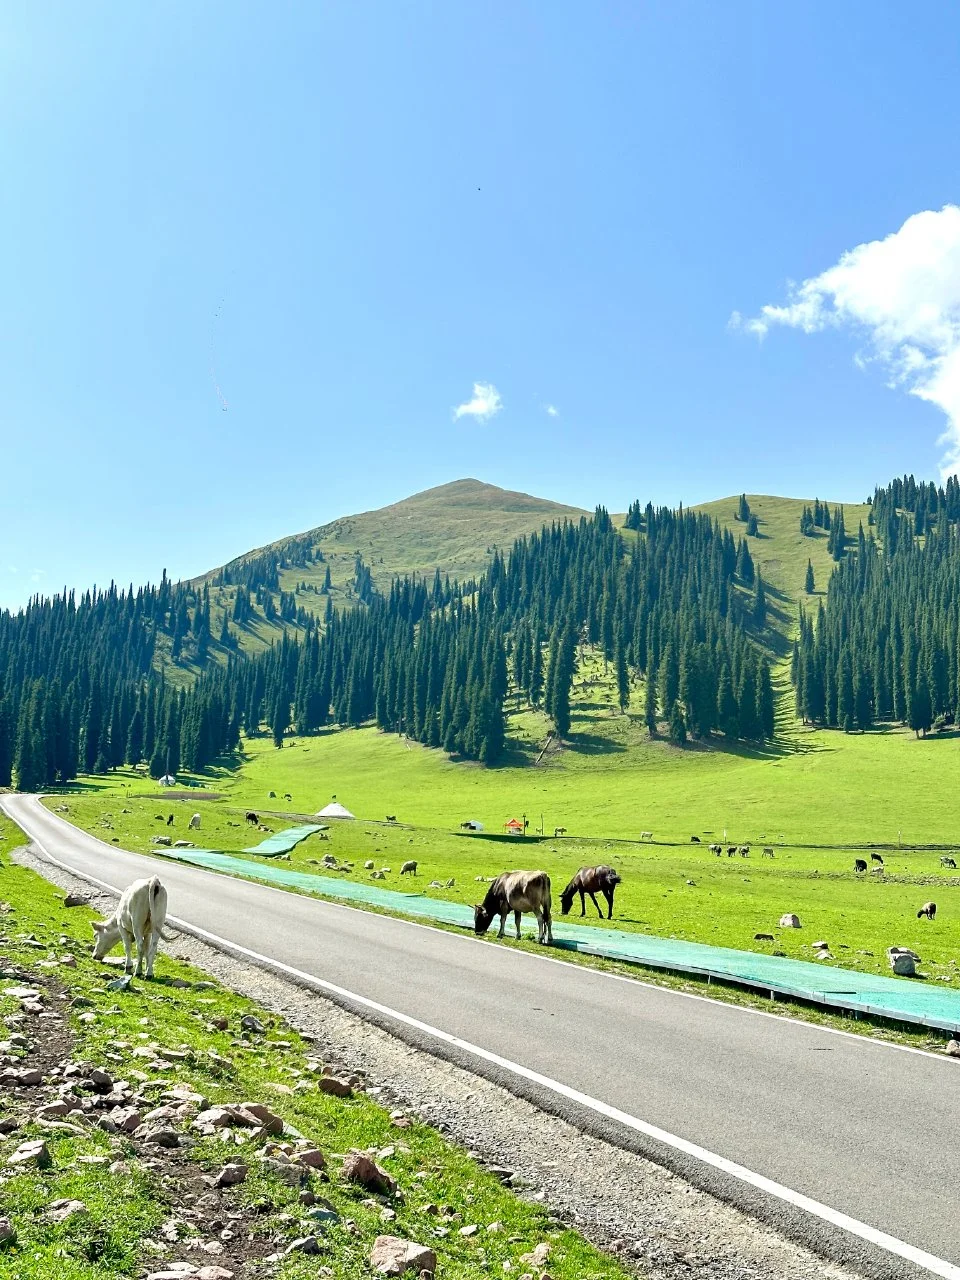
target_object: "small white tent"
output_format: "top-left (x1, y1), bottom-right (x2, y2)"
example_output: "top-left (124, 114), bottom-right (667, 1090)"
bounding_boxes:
top-left (316, 801), bottom-right (355, 820)
top-left (158, 774), bottom-right (177, 787)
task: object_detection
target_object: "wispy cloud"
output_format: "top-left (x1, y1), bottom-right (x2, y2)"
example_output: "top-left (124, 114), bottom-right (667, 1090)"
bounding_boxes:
top-left (453, 381), bottom-right (502, 422)
top-left (733, 205), bottom-right (960, 475)
top-left (30, 569), bottom-right (45, 584)
top-left (544, 403), bottom-right (559, 417)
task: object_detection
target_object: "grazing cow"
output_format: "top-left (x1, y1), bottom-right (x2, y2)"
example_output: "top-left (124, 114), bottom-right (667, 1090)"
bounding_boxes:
top-left (762, 847), bottom-right (775, 858)
top-left (709, 843), bottom-right (722, 854)
top-left (283, 793), bottom-right (292, 801)
top-left (870, 853), bottom-right (884, 865)
top-left (166, 814), bottom-right (174, 827)
top-left (739, 846), bottom-right (750, 857)
top-left (918, 901), bottom-right (937, 920)
top-left (640, 831), bottom-right (653, 841)
top-left (188, 813), bottom-right (201, 830)
top-left (245, 812), bottom-right (258, 825)
top-left (941, 856), bottom-right (957, 869)
top-left (854, 858), bottom-right (868, 873)
top-left (460, 821), bottom-right (481, 831)
top-left (400, 860), bottom-right (418, 875)
top-left (690, 835), bottom-right (701, 843)
top-left (386, 814), bottom-right (397, 823)
top-left (560, 865), bottom-right (621, 919)
top-left (91, 876), bottom-right (174, 978)
top-left (727, 846), bottom-right (737, 857)
top-left (554, 827), bottom-right (567, 837)
top-left (474, 871), bottom-right (553, 944)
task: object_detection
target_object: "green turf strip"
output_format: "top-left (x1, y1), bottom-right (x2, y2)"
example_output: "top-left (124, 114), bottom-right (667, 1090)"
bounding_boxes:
top-left (157, 847), bottom-right (960, 1034)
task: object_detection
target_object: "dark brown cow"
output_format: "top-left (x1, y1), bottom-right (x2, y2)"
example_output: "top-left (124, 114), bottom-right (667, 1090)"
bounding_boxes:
top-left (474, 871), bottom-right (553, 944)
top-left (560, 865), bottom-right (622, 919)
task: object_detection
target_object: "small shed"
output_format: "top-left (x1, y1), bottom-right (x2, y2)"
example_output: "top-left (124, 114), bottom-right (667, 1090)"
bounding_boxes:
top-left (503, 817), bottom-right (525, 837)
top-left (158, 774), bottom-right (177, 788)
top-left (316, 801), bottom-right (356, 820)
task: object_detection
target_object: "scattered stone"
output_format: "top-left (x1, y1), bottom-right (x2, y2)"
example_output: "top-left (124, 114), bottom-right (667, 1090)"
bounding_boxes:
top-left (298, 1147), bottom-right (326, 1169)
top-left (46, 1198), bottom-right (87, 1223)
top-left (240, 1015), bottom-right (265, 1034)
top-left (946, 1040), bottom-right (960, 1058)
top-left (63, 894), bottom-right (88, 908)
top-left (214, 1162), bottom-right (248, 1187)
top-left (369, 1235), bottom-right (438, 1276)
top-left (754, 933), bottom-right (774, 941)
top-left (9, 1138), bottom-right (51, 1168)
top-left (459, 1223), bottom-right (479, 1236)
top-left (0, 1217), bottom-right (15, 1248)
top-left (197, 1269), bottom-right (235, 1280)
top-left (106, 976), bottom-right (136, 992)
top-left (343, 1150), bottom-right (396, 1195)
top-left (284, 1235), bottom-right (321, 1256)
top-left (112, 1107), bottom-right (143, 1133)
top-left (778, 914), bottom-right (801, 929)
top-left (317, 1075), bottom-right (352, 1097)
top-left (520, 1243), bottom-right (552, 1268)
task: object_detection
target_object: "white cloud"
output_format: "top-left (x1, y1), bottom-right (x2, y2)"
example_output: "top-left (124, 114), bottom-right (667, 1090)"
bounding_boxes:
top-left (453, 381), bottom-right (502, 422)
top-left (736, 205), bottom-right (960, 475)
top-left (544, 403), bottom-right (559, 417)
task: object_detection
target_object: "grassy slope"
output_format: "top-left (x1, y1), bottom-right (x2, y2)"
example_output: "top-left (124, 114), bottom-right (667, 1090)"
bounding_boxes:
top-left (197, 478), bottom-right (586, 639)
top-left (0, 814), bottom-right (631, 1280)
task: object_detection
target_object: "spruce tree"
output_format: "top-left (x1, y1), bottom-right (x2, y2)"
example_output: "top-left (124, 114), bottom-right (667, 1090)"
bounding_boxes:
top-left (804, 560), bottom-right (815, 593)
top-left (615, 627), bottom-right (630, 712)
top-left (717, 665), bottom-right (739, 739)
top-left (668, 700), bottom-right (687, 746)
top-left (752, 572), bottom-right (767, 629)
top-left (644, 672), bottom-right (658, 736)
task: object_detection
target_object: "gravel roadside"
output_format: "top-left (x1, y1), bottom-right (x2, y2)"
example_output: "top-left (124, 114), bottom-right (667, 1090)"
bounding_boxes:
top-left (11, 841), bottom-right (860, 1280)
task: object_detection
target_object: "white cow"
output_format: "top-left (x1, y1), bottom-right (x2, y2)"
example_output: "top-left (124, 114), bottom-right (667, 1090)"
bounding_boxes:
top-left (91, 876), bottom-right (174, 978)
top-left (188, 812), bottom-right (201, 830)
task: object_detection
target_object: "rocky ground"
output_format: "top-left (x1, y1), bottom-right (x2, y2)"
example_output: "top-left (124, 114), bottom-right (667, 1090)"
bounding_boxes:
top-left (4, 840), bottom-right (870, 1280)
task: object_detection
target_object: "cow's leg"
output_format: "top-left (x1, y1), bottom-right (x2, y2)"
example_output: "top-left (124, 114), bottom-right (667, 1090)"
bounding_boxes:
top-left (497, 912), bottom-right (507, 939)
top-left (120, 928), bottom-right (135, 975)
top-left (143, 925), bottom-right (158, 978)
top-left (589, 891), bottom-right (603, 918)
top-left (543, 904), bottom-right (553, 945)
top-left (532, 908), bottom-right (544, 942)
top-left (514, 910), bottom-right (522, 940)
top-left (605, 889), bottom-right (614, 919)
top-left (579, 890), bottom-right (586, 917)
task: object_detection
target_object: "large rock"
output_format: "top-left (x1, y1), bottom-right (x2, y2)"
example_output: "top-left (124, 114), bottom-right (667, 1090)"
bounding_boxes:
top-left (45, 1199), bottom-right (87, 1223)
top-left (369, 1235), bottom-right (438, 1276)
top-left (214, 1162), bottom-right (248, 1187)
top-left (317, 1075), bottom-right (352, 1097)
top-left (778, 914), bottom-right (801, 929)
top-left (0, 1217), bottom-right (15, 1248)
top-left (888, 947), bottom-right (919, 977)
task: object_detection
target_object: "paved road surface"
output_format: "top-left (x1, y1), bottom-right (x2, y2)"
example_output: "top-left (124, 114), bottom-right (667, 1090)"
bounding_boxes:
top-left (3, 793), bottom-right (958, 1279)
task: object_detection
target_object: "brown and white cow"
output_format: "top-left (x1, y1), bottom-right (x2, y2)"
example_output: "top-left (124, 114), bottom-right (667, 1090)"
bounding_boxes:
top-left (474, 871), bottom-right (553, 944)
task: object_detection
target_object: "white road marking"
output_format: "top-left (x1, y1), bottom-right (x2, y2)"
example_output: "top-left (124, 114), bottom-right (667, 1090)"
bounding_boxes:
top-left (6, 797), bottom-right (960, 1278)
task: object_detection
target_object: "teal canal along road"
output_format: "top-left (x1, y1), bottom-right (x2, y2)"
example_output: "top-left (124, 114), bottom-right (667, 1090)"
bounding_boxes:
top-left (158, 843), bottom-right (960, 1034)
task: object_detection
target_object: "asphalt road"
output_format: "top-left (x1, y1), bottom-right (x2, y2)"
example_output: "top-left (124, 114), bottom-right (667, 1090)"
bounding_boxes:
top-left (4, 793), bottom-right (958, 1279)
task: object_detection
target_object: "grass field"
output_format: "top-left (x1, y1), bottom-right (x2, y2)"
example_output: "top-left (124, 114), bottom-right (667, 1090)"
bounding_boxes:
top-left (0, 813), bottom-right (632, 1280)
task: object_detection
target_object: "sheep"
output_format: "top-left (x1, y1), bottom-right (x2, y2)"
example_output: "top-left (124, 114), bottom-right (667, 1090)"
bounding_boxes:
top-left (918, 901), bottom-right (937, 920)
top-left (870, 853), bottom-right (884, 865)
top-left (400, 860), bottom-right (418, 876)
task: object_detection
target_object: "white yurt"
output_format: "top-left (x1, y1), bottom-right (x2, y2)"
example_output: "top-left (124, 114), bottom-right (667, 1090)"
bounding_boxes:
top-left (316, 801), bottom-right (355, 820)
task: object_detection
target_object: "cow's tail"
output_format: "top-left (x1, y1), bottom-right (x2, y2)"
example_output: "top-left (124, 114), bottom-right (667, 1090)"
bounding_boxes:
top-left (150, 877), bottom-right (181, 941)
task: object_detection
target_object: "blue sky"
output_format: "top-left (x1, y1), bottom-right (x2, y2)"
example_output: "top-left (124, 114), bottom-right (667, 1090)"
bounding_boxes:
top-left (3, 2), bottom-right (960, 608)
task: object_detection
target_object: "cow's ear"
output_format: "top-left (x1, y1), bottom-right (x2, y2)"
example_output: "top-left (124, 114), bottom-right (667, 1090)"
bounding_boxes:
top-left (91, 921), bottom-right (105, 933)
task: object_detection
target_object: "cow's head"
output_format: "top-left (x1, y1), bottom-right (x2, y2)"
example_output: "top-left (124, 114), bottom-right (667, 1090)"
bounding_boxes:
top-left (91, 916), bottom-right (120, 961)
top-left (473, 903), bottom-right (493, 935)
top-left (559, 886), bottom-right (575, 916)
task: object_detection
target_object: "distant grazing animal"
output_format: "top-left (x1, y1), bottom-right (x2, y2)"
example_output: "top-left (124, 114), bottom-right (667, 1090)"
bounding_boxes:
top-left (739, 846), bottom-right (750, 857)
top-left (854, 859), bottom-right (868, 873)
top-left (188, 813), bottom-right (201, 831)
top-left (727, 846), bottom-right (737, 857)
top-left (283, 793), bottom-right (292, 800)
top-left (762, 847), bottom-right (775, 858)
top-left (460, 821), bottom-right (481, 831)
top-left (474, 871), bottom-right (553, 944)
top-left (640, 831), bottom-right (653, 842)
top-left (166, 814), bottom-right (174, 827)
top-left (554, 827), bottom-right (567, 837)
top-left (560, 865), bottom-right (622, 919)
top-left (386, 814), bottom-right (397, 823)
top-left (154, 814), bottom-right (164, 821)
top-left (245, 812), bottom-right (258, 825)
top-left (709, 843), bottom-right (722, 855)
top-left (400, 860), bottom-right (417, 875)
top-left (268, 791), bottom-right (276, 798)
top-left (870, 853), bottom-right (884, 865)
top-left (918, 901), bottom-right (937, 920)
top-left (941, 856), bottom-right (957, 869)
top-left (690, 835), bottom-right (701, 843)
top-left (92, 876), bottom-right (175, 978)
